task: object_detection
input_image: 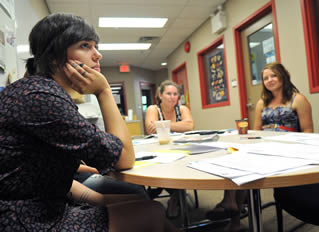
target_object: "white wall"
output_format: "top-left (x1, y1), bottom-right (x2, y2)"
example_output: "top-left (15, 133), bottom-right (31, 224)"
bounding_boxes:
top-left (15, 0), bottom-right (49, 78)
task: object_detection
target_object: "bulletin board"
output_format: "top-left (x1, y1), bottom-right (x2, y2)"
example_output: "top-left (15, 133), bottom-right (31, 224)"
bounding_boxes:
top-left (197, 36), bottom-right (230, 108)
top-left (207, 51), bottom-right (228, 104)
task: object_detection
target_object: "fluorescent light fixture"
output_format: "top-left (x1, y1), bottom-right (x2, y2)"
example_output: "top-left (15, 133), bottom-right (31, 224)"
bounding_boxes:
top-left (111, 87), bottom-right (122, 90)
top-left (161, 62), bottom-right (167, 66)
top-left (17, 44), bottom-right (29, 53)
top-left (99, 17), bottom-right (168, 28)
top-left (249, 42), bottom-right (260, 48)
top-left (99, 43), bottom-right (151, 50)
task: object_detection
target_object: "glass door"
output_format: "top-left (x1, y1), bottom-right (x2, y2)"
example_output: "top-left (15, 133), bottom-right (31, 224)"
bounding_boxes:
top-left (241, 13), bottom-right (276, 128)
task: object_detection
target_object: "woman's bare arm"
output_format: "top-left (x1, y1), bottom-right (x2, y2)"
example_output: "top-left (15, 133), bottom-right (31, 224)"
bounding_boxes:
top-left (294, 93), bottom-right (313, 133)
top-left (69, 180), bottom-right (144, 206)
top-left (253, 99), bottom-right (264, 130)
top-left (170, 105), bottom-right (194, 132)
top-left (145, 105), bottom-right (159, 135)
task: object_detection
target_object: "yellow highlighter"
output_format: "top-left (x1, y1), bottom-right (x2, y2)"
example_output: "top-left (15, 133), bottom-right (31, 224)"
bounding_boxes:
top-left (227, 147), bottom-right (239, 153)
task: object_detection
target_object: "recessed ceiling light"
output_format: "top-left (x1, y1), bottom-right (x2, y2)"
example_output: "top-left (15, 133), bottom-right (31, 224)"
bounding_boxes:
top-left (161, 62), bottom-right (167, 66)
top-left (99, 17), bottom-right (168, 28)
top-left (99, 43), bottom-right (151, 50)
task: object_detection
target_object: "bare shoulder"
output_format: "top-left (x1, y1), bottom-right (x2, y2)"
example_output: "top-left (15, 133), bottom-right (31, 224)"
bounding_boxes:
top-left (294, 93), bottom-right (308, 101)
top-left (255, 99), bottom-right (264, 110)
top-left (145, 105), bottom-right (158, 115)
top-left (146, 104), bottom-right (157, 111)
top-left (293, 93), bottom-right (312, 110)
top-left (294, 93), bottom-right (311, 105)
top-left (179, 105), bottom-right (190, 111)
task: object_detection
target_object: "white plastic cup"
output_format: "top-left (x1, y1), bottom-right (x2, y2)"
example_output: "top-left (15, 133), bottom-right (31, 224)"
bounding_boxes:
top-left (154, 120), bottom-right (171, 145)
top-left (128, 109), bottom-right (133, 121)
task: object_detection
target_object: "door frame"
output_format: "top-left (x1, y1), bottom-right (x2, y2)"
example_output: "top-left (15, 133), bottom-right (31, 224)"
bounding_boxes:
top-left (172, 62), bottom-right (191, 109)
top-left (110, 81), bottom-right (127, 115)
top-left (233, 0), bottom-right (281, 119)
top-left (139, 81), bottom-right (156, 135)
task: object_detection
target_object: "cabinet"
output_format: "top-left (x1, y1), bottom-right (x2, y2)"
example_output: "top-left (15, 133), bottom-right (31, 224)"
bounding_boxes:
top-left (125, 120), bottom-right (141, 136)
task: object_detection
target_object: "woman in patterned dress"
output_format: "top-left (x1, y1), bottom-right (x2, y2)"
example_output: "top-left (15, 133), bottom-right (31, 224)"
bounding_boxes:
top-left (0, 13), bottom-right (179, 232)
top-left (254, 62), bottom-right (313, 132)
top-left (206, 62), bottom-right (314, 232)
top-left (255, 62), bottom-right (317, 226)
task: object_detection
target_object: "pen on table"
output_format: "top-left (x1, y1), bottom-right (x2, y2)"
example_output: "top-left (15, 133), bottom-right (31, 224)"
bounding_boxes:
top-left (240, 136), bottom-right (262, 140)
top-left (135, 155), bottom-right (157, 161)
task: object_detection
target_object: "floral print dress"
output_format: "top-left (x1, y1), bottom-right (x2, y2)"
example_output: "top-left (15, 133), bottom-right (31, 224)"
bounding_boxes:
top-left (261, 96), bottom-right (300, 132)
top-left (0, 75), bottom-right (123, 231)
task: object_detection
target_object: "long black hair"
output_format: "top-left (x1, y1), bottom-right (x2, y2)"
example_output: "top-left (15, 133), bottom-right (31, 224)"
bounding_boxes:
top-left (261, 62), bottom-right (299, 106)
top-left (26, 13), bottom-right (99, 76)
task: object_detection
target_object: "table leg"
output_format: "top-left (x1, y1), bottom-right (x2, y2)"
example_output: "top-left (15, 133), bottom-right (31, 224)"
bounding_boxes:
top-left (247, 189), bottom-right (263, 232)
top-left (178, 189), bottom-right (190, 230)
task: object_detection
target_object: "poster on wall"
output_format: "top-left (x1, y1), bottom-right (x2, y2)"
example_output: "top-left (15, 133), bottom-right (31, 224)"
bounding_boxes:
top-left (206, 50), bottom-right (228, 104)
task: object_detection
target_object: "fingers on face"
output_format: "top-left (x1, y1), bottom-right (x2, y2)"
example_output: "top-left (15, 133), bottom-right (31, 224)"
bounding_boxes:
top-left (66, 61), bottom-right (90, 81)
top-left (64, 63), bottom-right (90, 93)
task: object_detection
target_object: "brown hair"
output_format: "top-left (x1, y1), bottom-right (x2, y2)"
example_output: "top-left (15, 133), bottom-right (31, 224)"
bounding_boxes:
top-left (157, 80), bottom-right (180, 104)
top-left (261, 62), bottom-right (299, 106)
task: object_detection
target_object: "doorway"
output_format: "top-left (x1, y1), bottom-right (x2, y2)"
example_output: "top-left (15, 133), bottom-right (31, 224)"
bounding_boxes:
top-left (242, 13), bottom-right (276, 127)
top-left (172, 62), bottom-right (191, 110)
top-left (110, 82), bottom-right (127, 115)
top-left (139, 81), bottom-right (156, 134)
top-left (234, 0), bottom-right (280, 128)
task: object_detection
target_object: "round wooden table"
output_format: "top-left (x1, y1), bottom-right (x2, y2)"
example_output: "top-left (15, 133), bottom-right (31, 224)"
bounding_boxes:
top-left (115, 131), bottom-right (319, 231)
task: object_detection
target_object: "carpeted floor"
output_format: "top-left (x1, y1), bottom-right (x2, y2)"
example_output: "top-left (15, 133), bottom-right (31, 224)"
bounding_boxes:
top-left (156, 189), bottom-right (318, 232)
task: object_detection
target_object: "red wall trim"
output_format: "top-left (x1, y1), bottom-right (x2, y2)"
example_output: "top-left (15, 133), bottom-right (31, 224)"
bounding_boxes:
top-left (172, 62), bottom-right (190, 106)
top-left (233, 0), bottom-right (281, 119)
top-left (172, 62), bottom-right (187, 77)
top-left (300, 0), bottom-right (319, 93)
top-left (196, 35), bottom-right (230, 109)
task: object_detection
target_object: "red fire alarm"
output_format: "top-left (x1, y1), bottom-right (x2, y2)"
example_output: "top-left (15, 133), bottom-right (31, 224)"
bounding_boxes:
top-left (120, 64), bottom-right (130, 72)
top-left (184, 41), bottom-right (190, 53)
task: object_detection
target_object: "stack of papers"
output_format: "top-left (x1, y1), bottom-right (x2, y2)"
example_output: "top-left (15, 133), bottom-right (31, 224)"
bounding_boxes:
top-left (242, 142), bottom-right (319, 161)
top-left (264, 133), bottom-right (319, 146)
top-left (188, 150), bottom-right (315, 185)
top-left (173, 134), bottom-right (219, 143)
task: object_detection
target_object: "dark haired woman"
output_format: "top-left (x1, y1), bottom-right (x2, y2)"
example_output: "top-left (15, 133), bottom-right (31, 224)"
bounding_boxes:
top-left (207, 62), bottom-right (314, 232)
top-left (0, 13), bottom-right (179, 232)
top-left (254, 62), bottom-right (313, 132)
top-left (255, 62), bottom-right (318, 225)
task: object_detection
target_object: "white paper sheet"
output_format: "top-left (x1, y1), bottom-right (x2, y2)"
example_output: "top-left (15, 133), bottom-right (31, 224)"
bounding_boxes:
top-left (188, 157), bottom-right (315, 186)
top-left (135, 151), bottom-right (186, 163)
top-left (242, 142), bottom-right (319, 161)
top-left (264, 133), bottom-right (319, 146)
top-left (200, 151), bottom-right (314, 175)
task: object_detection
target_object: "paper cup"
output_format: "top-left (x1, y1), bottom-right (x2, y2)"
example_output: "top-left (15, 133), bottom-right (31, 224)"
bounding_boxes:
top-left (154, 120), bottom-right (171, 145)
top-left (235, 119), bottom-right (248, 134)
